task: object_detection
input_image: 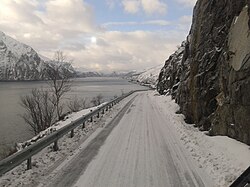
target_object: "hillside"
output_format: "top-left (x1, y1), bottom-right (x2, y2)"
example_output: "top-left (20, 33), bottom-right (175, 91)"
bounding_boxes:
top-left (157, 0), bottom-right (250, 145)
top-left (0, 31), bottom-right (75, 80)
top-left (128, 65), bottom-right (162, 88)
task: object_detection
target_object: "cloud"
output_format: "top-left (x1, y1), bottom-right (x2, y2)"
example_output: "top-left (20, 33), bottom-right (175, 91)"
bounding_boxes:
top-left (178, 15), bottom-right (192, 24)
top-left (143, 20), bottom-right (170, 26)
top-left (176, 0), bottom-right (197, 7)
top-left (0, 0), bottom-right (98, 52)
top-left (122, 0), bottom-right (140, 14)
top-left (102, 20), bottom-right (171, 27)
top-left (41, 0), bottom-right (96, 33)
top-left (140, 0), bottom-right (167, 15)
top-left (0, 0), bottom-right (189, 73)
top-left (176, 15), bottom-right (192, 31)
top-left (63, 30), bottom-right (186, 72)
top-left (0, 0), bottom-right (43, 25)
top-left (122, 0), bottom-right (167, 15)
top-left (106, 0), bottom-right (116, 9)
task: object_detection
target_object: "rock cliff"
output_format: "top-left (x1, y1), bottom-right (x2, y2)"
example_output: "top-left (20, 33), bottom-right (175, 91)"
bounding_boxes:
top-left (0, 31), bottom-right (75, 80)
top-left (157, 0), bottom-right (250, 145)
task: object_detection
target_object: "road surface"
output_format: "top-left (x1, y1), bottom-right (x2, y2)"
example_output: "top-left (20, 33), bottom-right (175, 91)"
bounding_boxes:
top-left (44, 91), bottom-right (213, 187)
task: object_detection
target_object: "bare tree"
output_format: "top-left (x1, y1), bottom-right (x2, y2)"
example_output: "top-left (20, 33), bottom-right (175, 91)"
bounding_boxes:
top-left (0, 144), bottom-right (16, 160)
top-left (47, 51), bottom-right (73, 120)
top-left (91, 94), bottom-right (103, 106)
top-left (67, 96), bottom-right (88, 112)
top-left (20, 51), bottom-right (74, 134)
top-left (20, 89), bottom-right (56, 135)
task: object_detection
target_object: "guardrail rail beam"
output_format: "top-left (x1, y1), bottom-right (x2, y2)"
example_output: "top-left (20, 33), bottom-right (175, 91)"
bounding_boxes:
top-left (0, 89), bottom-right (148, 176)
top-left (230, 166), bottom-right (250, 187)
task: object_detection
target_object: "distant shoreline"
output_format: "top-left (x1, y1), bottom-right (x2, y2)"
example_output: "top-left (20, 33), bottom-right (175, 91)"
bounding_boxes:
top-left (0, 79), bottom-right (46, 83)
top-left (0, 76), bottom-right (123, 83)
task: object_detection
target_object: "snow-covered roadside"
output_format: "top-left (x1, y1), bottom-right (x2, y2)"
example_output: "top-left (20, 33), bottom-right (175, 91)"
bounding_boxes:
top-left (1, 91), bottom-right (249, 187)
top-left (17, 103), bottom-right (107, 150)
top-left (0, 94), bottom-right (135, 187)
top-left (151, 91), bottom-right (250, 187)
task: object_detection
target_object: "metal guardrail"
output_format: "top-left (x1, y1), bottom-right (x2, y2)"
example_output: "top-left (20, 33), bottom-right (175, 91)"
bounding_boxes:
top-left (0, 89), bottom-right (146, 176)
top-left (230, 166), bottom-right (250, 187)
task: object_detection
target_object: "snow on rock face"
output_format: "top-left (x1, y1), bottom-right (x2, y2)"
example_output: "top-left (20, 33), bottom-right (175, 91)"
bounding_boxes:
top-left (157, 0), bottom-right (250, 145)
top-left (0, 31), bottom-right (75, 80)
top-left (228, 6), bottom-right (250, 71)
top-left (157, 41), bottom-right (186, 96)
top-left (0, 31), bottom-right (34, 57)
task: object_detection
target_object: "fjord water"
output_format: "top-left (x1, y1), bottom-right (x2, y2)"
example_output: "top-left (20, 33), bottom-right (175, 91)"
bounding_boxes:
top-left (0, 77), bottom-right (147, 148)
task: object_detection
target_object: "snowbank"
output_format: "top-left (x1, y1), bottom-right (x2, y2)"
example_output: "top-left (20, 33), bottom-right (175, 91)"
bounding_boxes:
top-left (152, 92), bottom-right (250, 186)
top-left (1, 91), bottom-right (249, 187)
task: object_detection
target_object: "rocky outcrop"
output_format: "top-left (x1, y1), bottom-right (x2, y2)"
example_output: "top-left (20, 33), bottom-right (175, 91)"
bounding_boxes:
top-left (0, 31), bottom-right (75, 80)
top-left (157, 0), bottom-right (250, 145)
top-left (157, 42), bottom-right (187, 97)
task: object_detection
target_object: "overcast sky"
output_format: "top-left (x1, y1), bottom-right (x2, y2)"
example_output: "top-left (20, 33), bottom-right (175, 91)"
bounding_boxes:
top-left (0, 0), bottom-right (196, 72)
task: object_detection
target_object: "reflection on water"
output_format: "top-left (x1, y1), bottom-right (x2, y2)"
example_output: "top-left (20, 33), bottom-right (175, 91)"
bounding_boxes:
top-left (0, 77), bottom-right (147, 148)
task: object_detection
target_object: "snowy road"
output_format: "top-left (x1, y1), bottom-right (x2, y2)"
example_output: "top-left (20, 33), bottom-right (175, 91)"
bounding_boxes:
top-left (45, 91), bottom-right (213, 187)
top-left (1, 91), bottom-right (249, 187)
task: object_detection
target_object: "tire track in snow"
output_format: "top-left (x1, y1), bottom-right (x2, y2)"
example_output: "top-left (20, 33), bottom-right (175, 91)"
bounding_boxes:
top-left (43, 91), bottom-right (213, 187)
top-left (72, 91), bottom-right (213, 187)
top-left (147, 93), bottom-right (209, 186)
top-left (45, 94), bottom-right (138, 187)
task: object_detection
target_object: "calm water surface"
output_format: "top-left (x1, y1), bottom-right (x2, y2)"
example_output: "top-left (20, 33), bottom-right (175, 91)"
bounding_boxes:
top-left (0, 77), bottom-right (147, 148)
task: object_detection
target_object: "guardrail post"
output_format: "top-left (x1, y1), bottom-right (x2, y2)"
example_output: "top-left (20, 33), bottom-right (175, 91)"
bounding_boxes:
top-left (97, 112), bottom-right (100, 118)
top-left (70, 129), bottom-right (74, 138)
top-left (82, 121), bottom-right (85, 129)
top-left (53, 140), bottom-right (59, 151)
top-left (27, 157), bottom-right (32, 170)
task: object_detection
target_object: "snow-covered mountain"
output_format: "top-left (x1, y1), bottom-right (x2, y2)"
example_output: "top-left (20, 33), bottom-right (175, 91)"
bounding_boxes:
top-left (127, 65), bottom-right (162, 88)
top-left (0, 31), bottom-right (75, 80)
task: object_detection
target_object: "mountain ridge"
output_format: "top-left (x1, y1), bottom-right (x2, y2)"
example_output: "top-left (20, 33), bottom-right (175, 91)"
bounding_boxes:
top-left (0, 31), bottom-right (75, 80)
